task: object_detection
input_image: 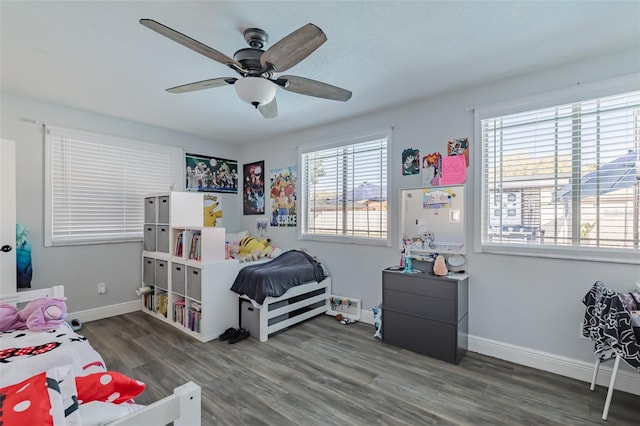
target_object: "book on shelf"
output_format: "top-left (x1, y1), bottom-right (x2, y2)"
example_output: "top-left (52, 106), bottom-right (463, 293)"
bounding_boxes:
top-left (189, 233), bottom-right (201, 261)
top-left (175, 232), bottom-right (183, 256)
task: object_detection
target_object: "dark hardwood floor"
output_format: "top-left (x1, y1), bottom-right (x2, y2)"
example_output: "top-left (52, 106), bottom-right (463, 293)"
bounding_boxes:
top-left (81, 312), bottom-right (639, 425)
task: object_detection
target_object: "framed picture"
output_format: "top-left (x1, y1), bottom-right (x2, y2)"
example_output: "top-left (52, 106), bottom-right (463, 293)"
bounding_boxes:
top-left (243, 161), bottom-right (265, 215)
top-left (185, 153), bottom-right (238, 193)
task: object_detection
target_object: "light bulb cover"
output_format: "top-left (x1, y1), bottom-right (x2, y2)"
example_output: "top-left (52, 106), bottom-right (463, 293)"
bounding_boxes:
top-left (234, 77), bottom-right (276, 107)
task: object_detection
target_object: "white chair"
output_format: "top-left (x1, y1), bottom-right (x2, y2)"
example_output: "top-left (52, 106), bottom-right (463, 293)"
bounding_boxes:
top-left (582, 281), bottom-right (640, 420)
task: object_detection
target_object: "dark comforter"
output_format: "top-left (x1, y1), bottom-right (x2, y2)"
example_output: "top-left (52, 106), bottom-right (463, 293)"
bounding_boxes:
top-left (230, 250), bottom-right (327, 304)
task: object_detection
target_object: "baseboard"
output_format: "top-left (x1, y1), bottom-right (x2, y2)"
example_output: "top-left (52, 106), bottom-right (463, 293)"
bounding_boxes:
top-left (68, 300), bottom-right (141, 324)
top-left (361, 309), bottom-right (374, 325)
top-left (469, 335), bottom-right (640, 396)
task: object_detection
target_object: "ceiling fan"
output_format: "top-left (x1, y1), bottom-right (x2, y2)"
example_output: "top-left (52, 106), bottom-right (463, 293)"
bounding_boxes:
top-left (139, 19), bottom-right (352, 119)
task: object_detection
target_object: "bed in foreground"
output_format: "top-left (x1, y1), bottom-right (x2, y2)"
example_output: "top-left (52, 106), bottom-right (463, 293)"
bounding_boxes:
top-left (0, 285), bottom-right (201, 426)
top-left (231, 249), bottom-right (332, 342)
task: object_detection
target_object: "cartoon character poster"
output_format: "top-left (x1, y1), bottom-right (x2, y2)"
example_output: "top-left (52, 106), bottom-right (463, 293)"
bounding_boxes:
top-left (402, 148), bottom-right (420, 176)
top-left (203, 194), bottom-right (223, 227)
top-left (185, 153), bottom-right (238, 193)
top-left (243, 161), bottom-right (265, 215)
top-left (269, 166), bottom-right (297, 227)
top-left (447, 137), bottom-right (470, 167)
top-left (423, 189), bottom-right (451, 209)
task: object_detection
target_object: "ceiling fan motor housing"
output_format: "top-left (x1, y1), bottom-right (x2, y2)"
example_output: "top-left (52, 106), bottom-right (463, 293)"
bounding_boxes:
top-left (233, 48), bottom-right (266, 76)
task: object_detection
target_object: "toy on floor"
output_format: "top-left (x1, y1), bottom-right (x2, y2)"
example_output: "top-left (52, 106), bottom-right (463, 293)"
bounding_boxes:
top-left (372, 304), bottom-right (383, 339)
top-left (0, 297), bottom-right (67, 332)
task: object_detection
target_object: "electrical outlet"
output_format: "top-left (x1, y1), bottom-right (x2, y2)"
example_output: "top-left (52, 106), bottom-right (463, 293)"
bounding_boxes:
top-left (97, 282), bottom-right (106, 294)
top-left (635, 282), bottom-right (640, 291)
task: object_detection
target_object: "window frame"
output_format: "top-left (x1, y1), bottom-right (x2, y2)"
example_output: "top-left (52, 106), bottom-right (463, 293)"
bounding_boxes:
top-left (473, 74), bottom-right (640, 264)
top-left (44, 126), bottom-right (182, 247)
top-left (298, 128), bottom-right (392, 246)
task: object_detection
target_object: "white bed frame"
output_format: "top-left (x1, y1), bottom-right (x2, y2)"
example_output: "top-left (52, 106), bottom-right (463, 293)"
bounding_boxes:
top-left (241, 276), bottom-right (332, 342)
top-left (1, 286), bottom-right (201, 426)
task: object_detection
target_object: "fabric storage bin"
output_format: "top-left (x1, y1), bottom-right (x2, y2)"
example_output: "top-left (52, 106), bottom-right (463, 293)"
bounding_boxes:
top-left (171, 263), bottom-right (186, 296)
top-left (186, 266), bottom-right (202, 301)
top-left (156, 225), bottom-right (170, 253)
top-left (143, 257), bottom-right (155, 286)
top-left (158, 196), bottom-right (170, 224)
top-left (144, 197), bottom-right (156, 223)
top-left (143, 224), bottom-right (156, 252)
top-left (240, 299), bottom-right (288, 339)
top-left (154, 260), bottom-right (168, 291)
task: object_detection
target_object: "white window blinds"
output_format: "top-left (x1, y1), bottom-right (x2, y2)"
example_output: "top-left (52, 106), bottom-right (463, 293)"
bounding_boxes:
top-left (45, 126), bottom-right (180, 246)
top-left (300, 131), bottom-right (389, 244)
top-left (480, 90), bottom-right (640, 258)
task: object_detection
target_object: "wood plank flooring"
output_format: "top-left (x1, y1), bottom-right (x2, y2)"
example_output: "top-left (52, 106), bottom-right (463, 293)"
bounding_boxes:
top-left (81, 312), bottom-right (639, 425)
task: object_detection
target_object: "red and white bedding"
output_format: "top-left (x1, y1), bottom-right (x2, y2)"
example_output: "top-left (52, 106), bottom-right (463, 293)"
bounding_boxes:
top-left (0, 322), bottom-right (145, 425)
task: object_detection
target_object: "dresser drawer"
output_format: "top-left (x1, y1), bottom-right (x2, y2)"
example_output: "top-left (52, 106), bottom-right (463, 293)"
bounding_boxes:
top-left (384, 288), bottom-right (456, 322)
top-left (382, 271), bottom-right (456, 300)
top-left (383, 309), bottom-right (457, 363)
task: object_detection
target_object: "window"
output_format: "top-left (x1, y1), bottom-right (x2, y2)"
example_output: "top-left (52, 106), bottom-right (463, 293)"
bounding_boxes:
top-left (478, 89), bottom-right (640, 262)
top-left (45, 126), bottom-right (181, 246)
top-left (299, 130), bottom-right (390, 245)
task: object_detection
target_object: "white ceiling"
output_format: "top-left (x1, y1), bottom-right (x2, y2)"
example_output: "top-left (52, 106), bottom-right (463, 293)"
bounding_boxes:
top-left (2, 1), bottom-right (639, 145)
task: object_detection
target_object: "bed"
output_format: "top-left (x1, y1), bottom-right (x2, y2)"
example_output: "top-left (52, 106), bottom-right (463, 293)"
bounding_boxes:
top-left (0, 285), bottom-right (201, 426)
top-left (230, 249), bottom-right (332, 342)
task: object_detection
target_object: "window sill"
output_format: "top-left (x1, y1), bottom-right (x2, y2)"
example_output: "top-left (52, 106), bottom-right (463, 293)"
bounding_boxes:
top-left (299, 233), bottom-right (390, 247)
top-left (478, 243), bottom-right (640, 265)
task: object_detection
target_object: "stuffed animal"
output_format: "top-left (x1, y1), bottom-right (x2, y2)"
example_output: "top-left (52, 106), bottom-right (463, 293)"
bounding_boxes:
top-left (237, 237), bottom-right (270, 257)
top-left (0, 297), bottom-right (67, 332)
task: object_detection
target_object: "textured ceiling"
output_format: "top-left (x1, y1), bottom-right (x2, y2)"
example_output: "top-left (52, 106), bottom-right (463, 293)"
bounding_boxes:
top-left (2, 1), bottom-right (639, 145)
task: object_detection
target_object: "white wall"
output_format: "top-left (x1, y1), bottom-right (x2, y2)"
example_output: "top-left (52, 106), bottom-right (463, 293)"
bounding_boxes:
top-left (239, 47), bottom-right (640, 389)
top-left (0, 94), bottom-right (240, 312)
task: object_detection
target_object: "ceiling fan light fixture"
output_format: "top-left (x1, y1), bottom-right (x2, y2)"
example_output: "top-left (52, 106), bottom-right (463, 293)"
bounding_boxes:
top-left (234, 77), bottom-right (276, 108)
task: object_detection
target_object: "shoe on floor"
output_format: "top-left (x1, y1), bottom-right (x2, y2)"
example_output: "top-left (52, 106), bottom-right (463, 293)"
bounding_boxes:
top-left (228, 328), bottom-right (250, 344)
top-left (219, 327), bottom-right (237, 341)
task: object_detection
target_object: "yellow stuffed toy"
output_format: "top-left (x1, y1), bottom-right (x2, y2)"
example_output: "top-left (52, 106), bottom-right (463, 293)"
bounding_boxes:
top-left (237, 237), bottom-right (270, 261)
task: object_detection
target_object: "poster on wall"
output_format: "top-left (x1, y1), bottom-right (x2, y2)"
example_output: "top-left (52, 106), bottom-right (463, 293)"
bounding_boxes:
top-left (269, 166), bottom-right (297, 227)
top-left (185, 153), bottom-right (238, 193)
top-left (243, 161), bottom-right (265, 215)
top-left (256, 218), bottom-right (268, 237)
top-left (401, 148), bottom-right (420, 175)
top-left (447, 137), bottom-right (470, 167)
top-left (203, 194), bottom-right (223, 227)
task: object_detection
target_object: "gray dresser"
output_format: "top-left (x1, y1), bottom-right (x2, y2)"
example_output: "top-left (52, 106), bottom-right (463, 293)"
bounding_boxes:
top-left (382, 269), bottom-right (469, 364)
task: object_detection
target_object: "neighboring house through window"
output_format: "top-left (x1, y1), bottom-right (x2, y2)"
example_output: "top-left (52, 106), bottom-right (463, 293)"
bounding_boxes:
top-left (477, 85), bottom-right (640, 263)
top-left (299, 129), bottom-right (391, 246)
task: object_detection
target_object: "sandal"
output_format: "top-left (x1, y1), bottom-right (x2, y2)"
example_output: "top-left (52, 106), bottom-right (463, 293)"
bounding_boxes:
top-left (218, 327), bottom-right (237, 341)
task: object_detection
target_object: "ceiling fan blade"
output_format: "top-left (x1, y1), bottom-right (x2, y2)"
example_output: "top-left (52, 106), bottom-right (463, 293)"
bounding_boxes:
top-left (278, 75), bottom-right (352, 101)
top-left (260, 23), bottom-right (327, 72)
top-left (258, 97), bottom-right (278, 119)
top-left (166, 78), bottom-right (237, 93)
top-left (140, 19), bottom-right (244, 72)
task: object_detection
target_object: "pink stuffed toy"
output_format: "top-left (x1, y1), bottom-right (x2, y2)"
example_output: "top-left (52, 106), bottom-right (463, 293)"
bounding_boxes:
top-left (0, 297), bottom-right (67, 332)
